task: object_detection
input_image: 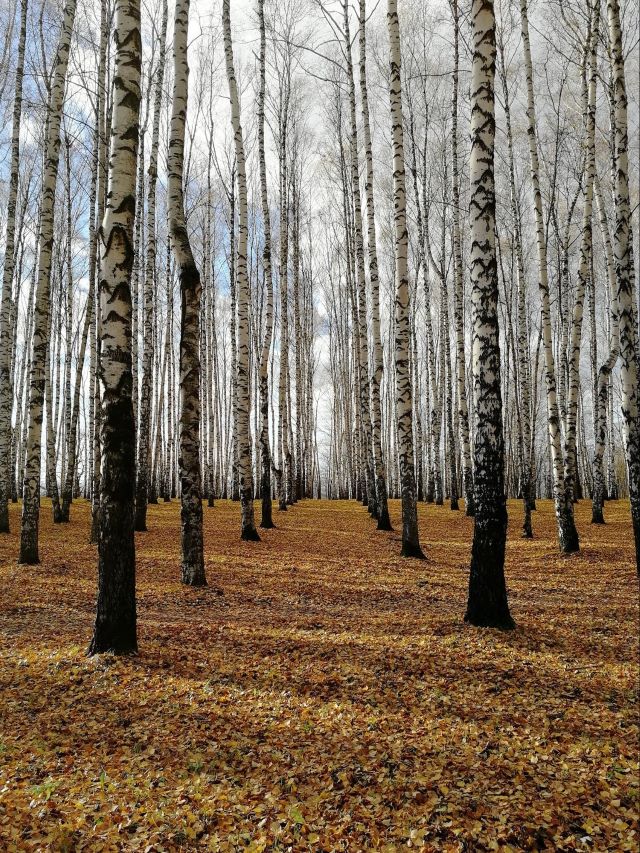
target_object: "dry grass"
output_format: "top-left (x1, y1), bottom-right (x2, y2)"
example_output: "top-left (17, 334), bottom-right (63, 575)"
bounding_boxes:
top-left (0, 496), bottom-right (637, 851)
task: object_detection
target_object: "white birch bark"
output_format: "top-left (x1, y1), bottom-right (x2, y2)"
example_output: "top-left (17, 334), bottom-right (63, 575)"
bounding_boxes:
top-left (564, 0), bottom-right (599, 510)
top-left (223, 0), bottom-right (260, 541)
top-left (465, 0), bottom-right (513, 628)
top-left (450, 0), bottom-right (474, 516)
top-left (520, 0), bottom-right (579, 553)
top-left (0, 0), bottom-right (27, 534)
top-left (359, 0), bottom-right (391, 530)
top-left (387, 0), bottom-right (423, 558)
top-left (19, 0), bottom-right (77, 564)
top-left (88, 0), bottom-right (141, 654)
top-left (169, 0), bottom-right (208, 580)
top-left (606, 0), bottom-right (640, 571)
top-left (257, 0), bottom-right (275, 528)
top-left (134, 0), bottom-right (167, 532)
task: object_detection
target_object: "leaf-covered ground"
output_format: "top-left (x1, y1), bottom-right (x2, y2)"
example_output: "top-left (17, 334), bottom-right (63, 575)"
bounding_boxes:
top-left (0, 497), bottom-right (637, 851)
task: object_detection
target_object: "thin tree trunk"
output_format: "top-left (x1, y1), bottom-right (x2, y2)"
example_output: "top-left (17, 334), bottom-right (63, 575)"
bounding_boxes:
top-left (387, 0), bottom-right (424, 559)
top-left (450, 0), bottom-right (474, 516)
top-left (520, 0), bottom-right (579, 553)
top-left (606, 0), bottom-right (640, 571)
top-left (169, 0), bottom-right (207, 582)
top-left (134, 0), bottom-right (167, 532)
top-left (19, 0), bottom-right (77, 564)
top-left (223, 0), bottom-right (260, 541)
top-left (257, 0), bottom-right (275, 529)
top-left (0, 0), bottom-right (27, 534)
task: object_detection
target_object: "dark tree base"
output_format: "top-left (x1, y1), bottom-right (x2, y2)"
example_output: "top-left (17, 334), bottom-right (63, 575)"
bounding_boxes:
top-left (466, 503), bottom-right (513, 629)
top-left (88, 625), bottom-right (138, 656)
top-left (451, 498), bottom-right (459, 511)
top-left (241, 526), bottom-right (261, 542)
top-left (401, 541), bottom-right (426, 559)
top-left (181, 568), bottom-right (207, 586)
top-left (464, 610), bottom-right (515, 630)
top-left (134, 503), bottom-right (148, 532)
top-left (591, 510), bottom-right (605, 525)
top-left (559, 510), bottom-right (580, 553)
top-left (18, 548), bottom-right (39, 565)
top-left (207, 497), bottom-right (214, 507)
top-left (259, 520), bottom-right (275, 529)
top-left (278, 503), bottom-right (288, 512)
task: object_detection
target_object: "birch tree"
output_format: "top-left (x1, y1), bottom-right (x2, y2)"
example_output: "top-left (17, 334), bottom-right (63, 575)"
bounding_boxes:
top-left (169, 0), bottom-right (207, 582)
top-left (465, 0), bottom-right (513, 629)
top-left (257, 0), bottom-right (275, 529)
top-left (606, 0), bottom-right (640, 571)
top-left (134, 0), bottom-right (168, 532)
top-left (520, 0), bottom-right (579, 553)
top-left (387, 0), bottom-right (423, 559)
top-left (223, 0), bottom-right (260, 541)
top-left (0, 0), bottom-right (27, 534)
top-left (359, 0), bottom-right (391, 530)
top-left (19, 0), bottom-right (77, 563)
top-left (88, 0), bottom-right (142, 655)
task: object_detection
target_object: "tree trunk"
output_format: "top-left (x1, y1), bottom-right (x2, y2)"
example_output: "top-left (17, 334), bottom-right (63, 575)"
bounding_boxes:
top-left (223, 0), bottom-right (260, 541)
top-left (19, 0), bottom-right (77, 564)
top-left (88, 0), bottom-right (141, 655)
top-left (169, 0), bottom-right (207, 582)
top-left (134, 0), bottom-right (167, 532)
top-left (387, 0), bottom-right (424, 559)
top-left (520, 0), bottom-right (578, 553)
top-left (606, 0), bottom-right (640, 571)
top-left (465, 0), bottom-right (513, 629)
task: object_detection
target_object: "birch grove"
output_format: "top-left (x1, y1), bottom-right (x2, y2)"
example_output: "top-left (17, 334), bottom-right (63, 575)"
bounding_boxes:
top-left (0, 0), bottom-right (637, 642)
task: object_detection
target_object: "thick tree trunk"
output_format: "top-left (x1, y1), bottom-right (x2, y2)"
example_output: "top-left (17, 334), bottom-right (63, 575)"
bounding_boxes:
top-left (88, 0), bottom-right (141, 655)
top-left (465, 0), bottom-right (513, 629)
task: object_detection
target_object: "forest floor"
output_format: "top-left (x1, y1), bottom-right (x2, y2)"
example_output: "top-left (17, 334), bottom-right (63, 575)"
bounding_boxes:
top-left (0, 497), bottom-right (638, 852)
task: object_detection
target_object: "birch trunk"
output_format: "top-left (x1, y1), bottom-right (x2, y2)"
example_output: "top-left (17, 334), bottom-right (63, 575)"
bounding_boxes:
top-left (606, 0), bottom-right (640, 571)
top-left (497, 27), bottom-right (533, 537)
top-left (591, 175), bottom-right (619, 523)
top-left (360, 1), bottom-right (391, 530)
top-left (520, 0), bottom-right (579, 553)
top-left (223, 0), bottom-right (260, 541)
top-left (564, 0), bottom-right (599, 512)
top-left (19, 0), bottom-right (77, 564)
top-left (88, 0), bottom-right (141, 655)
top-left (450, 0), bottom-right (474, 516)
top-left (134, 0), bottom-right (167, 532)
top-left (387, 0), bottom-right (424, 559)
top-left (169, 0), bottom-right (207, 581)
top-left (0, 0), bottom-right (27, 534)
top-left (465, 0), bottom-right (513, 629)
top-left (257, 0), bottom-right (275, 528)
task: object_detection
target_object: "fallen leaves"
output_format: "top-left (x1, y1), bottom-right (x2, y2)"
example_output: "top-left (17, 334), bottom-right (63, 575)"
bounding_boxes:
top-left (0, 497), bottom-right (638, 851)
